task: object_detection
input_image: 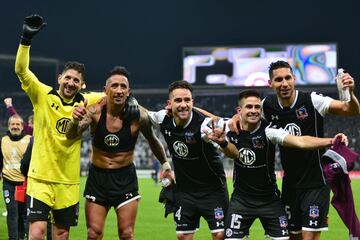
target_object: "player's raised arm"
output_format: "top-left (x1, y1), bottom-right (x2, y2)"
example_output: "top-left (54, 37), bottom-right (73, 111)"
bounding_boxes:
top-left (15, 15), bottom-right (48, 102)
top-left (139, 108), bottom-right (173, 181)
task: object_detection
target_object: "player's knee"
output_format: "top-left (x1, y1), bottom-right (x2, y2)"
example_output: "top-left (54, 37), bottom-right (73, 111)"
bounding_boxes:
top-left (176, 233), bottom-right (186, 240)
top-left (176, 233), bottom-right (193, 240)
top-left (87, 226), bottom-right (103, 240)
top-left (53, 224), bottom-right (70, 240)
top-left (118, 226), bottom-right (134, 240)
top-left (211, 231), bottom-right (224, 240)
top-left (29, 228), bottom-right (46, 240)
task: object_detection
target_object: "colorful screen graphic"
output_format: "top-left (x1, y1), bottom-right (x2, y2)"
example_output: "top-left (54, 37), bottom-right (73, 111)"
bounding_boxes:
top-left (183, 44), bottom-right (337, 86)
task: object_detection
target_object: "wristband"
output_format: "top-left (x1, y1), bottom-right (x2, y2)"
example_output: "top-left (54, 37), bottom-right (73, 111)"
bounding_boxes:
top-left (20, 37), bottom-right (32, 46)
top-left (219, 140), bottom-right (228, 148)
top-left (161, 162), bottom-right (172, 171)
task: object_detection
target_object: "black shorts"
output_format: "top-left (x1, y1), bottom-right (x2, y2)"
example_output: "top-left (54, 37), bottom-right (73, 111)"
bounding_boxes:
top-left (84, 164), bottom-right (140, 209)
top-left (26, 195), bottom-right (79, 227)
top-left (281, 184), bottom-right (330, 233)
top-left (174, 187), bottom-right (229, 234)
top-left (224, 192), bottom-right (289, 240)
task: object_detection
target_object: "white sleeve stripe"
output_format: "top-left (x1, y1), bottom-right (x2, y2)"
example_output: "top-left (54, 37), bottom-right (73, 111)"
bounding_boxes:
top-left (147, 110), bottom-right (167, 127)
top-left (310, 92), bottom-right (333, 117)
top-left (265, 126), bottom-right (288, 145)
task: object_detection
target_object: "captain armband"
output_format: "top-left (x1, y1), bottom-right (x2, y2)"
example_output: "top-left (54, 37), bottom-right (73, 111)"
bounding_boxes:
top-left (161, 162), bottom-right (172, 171)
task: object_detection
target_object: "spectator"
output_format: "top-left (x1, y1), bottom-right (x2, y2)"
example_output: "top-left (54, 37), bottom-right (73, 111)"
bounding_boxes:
top-left (1, 115), bottom-right (30, 240)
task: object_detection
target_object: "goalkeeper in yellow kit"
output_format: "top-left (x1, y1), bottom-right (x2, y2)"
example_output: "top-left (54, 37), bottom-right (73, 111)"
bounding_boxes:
top-left (15, 14), bottom-right (138, 240)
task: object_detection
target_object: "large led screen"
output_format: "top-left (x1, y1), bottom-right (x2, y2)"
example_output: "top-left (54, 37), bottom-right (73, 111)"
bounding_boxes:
top-left (183, 44), bottom-right (337, 87)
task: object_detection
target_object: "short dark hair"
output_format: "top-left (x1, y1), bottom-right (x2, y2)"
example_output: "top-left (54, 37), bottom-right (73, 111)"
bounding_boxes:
top-left (106, 66), bottom-right (130, 81)
top-left (268, 60), bottom-right (293, 79)
top-left (62, 61), bottom-right (85, 80)
top-left (237, 90), bottom-right (261, 106)
top-left (168, 80), bottom-right (193, 95)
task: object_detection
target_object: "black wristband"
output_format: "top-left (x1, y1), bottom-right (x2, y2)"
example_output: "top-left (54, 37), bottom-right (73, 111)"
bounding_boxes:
top-left (20, 37), bottom-right (32, 46)
top-left (219, 140), bottom-right (228, 148)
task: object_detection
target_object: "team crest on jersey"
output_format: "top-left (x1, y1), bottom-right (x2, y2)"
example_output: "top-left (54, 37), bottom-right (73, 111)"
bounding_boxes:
top-left (284, 123), bottom-right (302, 136)
top-left (252, 136), bottom-right (265, 148)
top-left (295, 106), bottom-right (308, 120)
top-left (279, 215), bottom-right (288, 228)
top-left (309, 205), bottom-right (319, 218)
top-left (239, 148), bottom-right (256, 165)
top-left (3, 190), bottom-right (9, 198)
top-left (184, 131), bottom-right (196, 144)
top-left (56, 117), bottom-right (71, 134)
top-left (173, 141), bottom-right (189, 157)
top-left (104, 134), bottom-right (120, 147)
top-left (214, 207), bottom-right (224, 220)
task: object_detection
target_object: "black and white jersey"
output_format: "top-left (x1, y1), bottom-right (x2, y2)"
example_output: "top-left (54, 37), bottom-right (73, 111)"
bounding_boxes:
top-left (148, 110), bottom-right (226, 192)
top-left (227, 119), bottom-right (278, 197)
top-left (262, 90), bottom-right (333, 189)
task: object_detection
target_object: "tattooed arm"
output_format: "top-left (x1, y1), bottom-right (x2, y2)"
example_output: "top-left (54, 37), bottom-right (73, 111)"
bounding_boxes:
top-left (139, 107), bottom-right (173, 180)
top-left (66, 102), bottom-right (95, 139)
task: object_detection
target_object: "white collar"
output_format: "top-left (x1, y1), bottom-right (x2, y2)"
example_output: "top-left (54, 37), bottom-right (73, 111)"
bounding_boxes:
top-left (277, 90), bottom-right (298, 109)
top-left (172, 111), bottom-right (193, 128)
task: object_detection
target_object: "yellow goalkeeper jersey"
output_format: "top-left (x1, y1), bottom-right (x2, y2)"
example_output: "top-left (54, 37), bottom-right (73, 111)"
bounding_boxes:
top-left (15, 44), bottom-right (103, 184)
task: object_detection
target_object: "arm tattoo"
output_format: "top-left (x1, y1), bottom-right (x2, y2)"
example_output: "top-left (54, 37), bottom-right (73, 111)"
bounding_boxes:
top-left (139, 109), bottom-right (167, 164)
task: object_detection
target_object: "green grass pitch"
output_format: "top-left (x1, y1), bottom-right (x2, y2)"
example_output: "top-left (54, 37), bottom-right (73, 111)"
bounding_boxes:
top-left (0, 178), bottom-right (359, 239)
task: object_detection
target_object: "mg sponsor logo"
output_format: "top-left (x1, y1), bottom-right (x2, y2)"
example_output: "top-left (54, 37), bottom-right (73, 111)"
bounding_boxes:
top-left (239, 148), bottom-right (256, 165)
top-left (104, 134), bottom-right (120, 147)
top-left (173, 141), bottom-right (188, 157)
top-left (284, 123), bottom-right (301, 136)
top-left (56, 118), bottom-right (71, 134)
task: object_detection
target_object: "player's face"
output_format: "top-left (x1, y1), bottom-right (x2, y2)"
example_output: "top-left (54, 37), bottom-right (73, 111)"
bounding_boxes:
top-left (105, 74), bottom-right (130, 106)
top-left (8, 118), bottom-right (24, 136)
top-left (237, 96), bottom-right (261, 125)
top-left (268, 68), bottom-right (295, 100)
top-left (168, 88), bottom-right (193, 125)
top-left (58, 69), bottom-right (84, 99)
